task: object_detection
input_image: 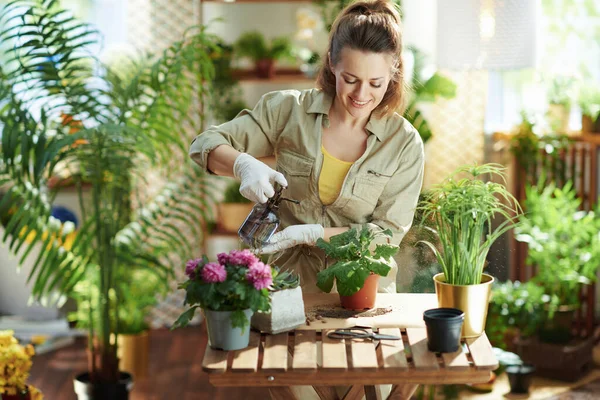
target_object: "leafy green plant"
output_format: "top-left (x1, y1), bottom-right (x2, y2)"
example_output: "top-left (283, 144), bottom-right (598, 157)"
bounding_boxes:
top-left (515, 181), bottom-right (600, 317)
top-left (0, 0), bottom-right (219, 384)
top-left (417, 164), bottom-right (521, 285)
top-left (234, 31), bottom-right (294, 63)
top-left (403, 46), bottom-right (457, 143)
top-left (271, 267), bottom-right (300, 291)
top-left (223, 180), bottom-right (251, 204)
top-left (578, 85), bottom-right (600, 120)
top-left (173, 250), bottom-right (272, 331)
top-left (546, 74), bottom-right (576, 107)
top-left (316, 227), bottom-right (399, 296)
top-left (486, 280), bottom-right (545, 349)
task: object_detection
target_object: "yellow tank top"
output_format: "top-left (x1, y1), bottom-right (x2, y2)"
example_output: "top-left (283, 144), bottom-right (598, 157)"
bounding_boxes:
top-left (319, 145), bottom-right (353, 205)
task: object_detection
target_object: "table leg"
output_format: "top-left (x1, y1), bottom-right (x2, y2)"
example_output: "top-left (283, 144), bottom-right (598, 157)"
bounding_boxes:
top-left (313, 386), bottom-right (340, 400)
top-left (269, 387), bottom-right (299, 400)
top-left (387, 384), bottom-right (418, 400)
top-left (364, 385), bottom-right (383, 400)
top-left (342, 385), bottom-right (365, 400)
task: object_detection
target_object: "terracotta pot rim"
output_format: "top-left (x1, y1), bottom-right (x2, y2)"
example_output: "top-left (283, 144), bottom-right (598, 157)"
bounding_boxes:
top-left (433, 272), bottom-right (494, 287)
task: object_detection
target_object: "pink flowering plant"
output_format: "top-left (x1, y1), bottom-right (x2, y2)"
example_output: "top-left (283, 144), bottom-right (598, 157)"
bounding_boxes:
top-left (172, 249), bottom-right (272, 330)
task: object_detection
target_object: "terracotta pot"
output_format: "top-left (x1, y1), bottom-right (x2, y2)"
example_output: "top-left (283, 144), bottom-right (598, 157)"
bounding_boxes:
top-left (582, 114), bottom-right (600, 133)
top-left (217, 203), bottom-right (254, 234)
top-left (339, 273), bottom-right (379, 310)
top-left (539, 304), bottom-right (576, 344)
top-left (255, 59), bottom-right (275, 79)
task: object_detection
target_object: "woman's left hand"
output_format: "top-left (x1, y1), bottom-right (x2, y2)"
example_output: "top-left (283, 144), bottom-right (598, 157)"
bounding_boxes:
top-left (259, 224), bottom-right (324, 254)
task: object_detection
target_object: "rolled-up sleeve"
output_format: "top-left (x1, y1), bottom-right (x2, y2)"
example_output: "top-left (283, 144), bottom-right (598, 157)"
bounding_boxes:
top-left (349, 128), bottom-right (425, 246)
top-left (189, 90), bottom-right (292, 172)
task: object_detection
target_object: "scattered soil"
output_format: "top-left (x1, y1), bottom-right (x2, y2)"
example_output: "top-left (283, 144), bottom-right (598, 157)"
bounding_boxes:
top-left (304, 305), bottom-right (395, 324)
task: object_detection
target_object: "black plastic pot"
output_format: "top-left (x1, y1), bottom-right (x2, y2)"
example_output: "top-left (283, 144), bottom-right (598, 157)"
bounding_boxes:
top-left (73, 372), bottom-right (133, 400)
top-left (506, 364), bottom-right (535, 394)
top-left (423, 308), bottom-right (465, 353)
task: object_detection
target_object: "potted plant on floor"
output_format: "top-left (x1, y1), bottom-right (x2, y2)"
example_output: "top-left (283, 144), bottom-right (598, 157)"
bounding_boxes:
top-left (0, 1), bottom-right (219, 398)
top-left (251, 268), bottom-right (305, 334)
top-left (234, 31), bottom-right (294, 79)
top-left (315, 227), bottom-right (399, 310)
top-left (0, 330), bottom-right (43, 400)
top-left (578, 85), bottom-right (600, 133)
top-left (218, 180), bottom-right (254, 234)
top-left (418, 163), bottom-right (521, 338)
top-left (515, 181), bottom-right (600, 344)
top-left (172, 249), bottom-right (272, 350)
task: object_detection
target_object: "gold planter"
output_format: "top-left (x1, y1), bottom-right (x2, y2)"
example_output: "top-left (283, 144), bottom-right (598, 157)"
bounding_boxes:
top-left (433, 273), bottom-right (494, 338)
top-left (117, 331), bottom-right (149, 379)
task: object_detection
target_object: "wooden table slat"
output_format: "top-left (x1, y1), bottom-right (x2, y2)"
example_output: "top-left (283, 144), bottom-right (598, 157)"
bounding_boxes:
top-left (262, 333), bottom-right (288, 371)
top-left (465, 332), bottom-right (498, 370)
top-left (441, 344), bottom-right (471, 371)
top-left (378, 328), bottom-right (408, 370)
top-left (292, 330), bottom-right (317, 370)
top-left (405, 328), bottom-right (439, 370)
top-left (350, 329), bottom-right (378, 369)
top-left (201, 344), bottom-right (228, 373)
top-left (321, 329), bottom-right (348, 370)
top-left (230, 331), bottom-right (261, 372)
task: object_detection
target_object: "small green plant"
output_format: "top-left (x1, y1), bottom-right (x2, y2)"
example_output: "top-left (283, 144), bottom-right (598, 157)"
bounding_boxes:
top-left (547, 75), bottom-right (576, 107)
top-left (234, 31), bottom-right (294, 63)
top-left (417, 164), bottom-right (521, 285)
top-left (223, 180), bottom-right (251, 204)
top-left (271, 267), bottom-right (300, 291)
top-left (515, 181), bottom-right (600, 317)
top-left (486, 280), bottom-right (545, 349)
top-left (316, 228), bottom-right (399, 296)
top-left (579, 85), bottom-right (600, 120)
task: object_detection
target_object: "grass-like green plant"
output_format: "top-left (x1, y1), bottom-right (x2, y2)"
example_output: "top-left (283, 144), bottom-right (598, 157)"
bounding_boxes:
top-left (234, 31), bottom-right (294, 63)
top-left (0, 0), bottom-right (220, 384)
top-left (417, 164), bottom-right (521, 285)
top-left (515, 181), bottom-right (600, 317)
top-left (316, 227), bottom-right (399, 296)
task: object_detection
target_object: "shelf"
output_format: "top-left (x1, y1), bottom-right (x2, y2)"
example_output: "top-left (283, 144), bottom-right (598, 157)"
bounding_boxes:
top-left (232, 68), bottom-right (316, 84)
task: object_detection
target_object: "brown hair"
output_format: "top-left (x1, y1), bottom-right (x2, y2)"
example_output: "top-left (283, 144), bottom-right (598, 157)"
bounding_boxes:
top-left (316, 0), bottom-right (404, 116)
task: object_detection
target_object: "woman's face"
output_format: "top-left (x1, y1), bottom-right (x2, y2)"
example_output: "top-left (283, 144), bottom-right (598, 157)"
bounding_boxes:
top-left (331, 47), bottom-right (394, 119)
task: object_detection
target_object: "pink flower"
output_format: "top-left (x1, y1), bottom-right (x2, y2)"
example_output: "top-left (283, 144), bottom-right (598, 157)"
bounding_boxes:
top-left (185, 258), bottom-right (202, 278)
top-left (217, 252), bottom-right (230, 265)
top-left (201, 262), bottom-right (227, 283)
top-left (228, 249), bottom-right (258, 267)
top-left (246, 261), bottom-right (273, 290)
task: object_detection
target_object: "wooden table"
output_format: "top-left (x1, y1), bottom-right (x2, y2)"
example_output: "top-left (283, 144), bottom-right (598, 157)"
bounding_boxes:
top-left (201, 294), bottom-right (498, 400)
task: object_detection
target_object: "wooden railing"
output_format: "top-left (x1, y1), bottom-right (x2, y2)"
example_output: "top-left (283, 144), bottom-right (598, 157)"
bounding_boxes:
top-left (510, 133), bottom-right (599, 337)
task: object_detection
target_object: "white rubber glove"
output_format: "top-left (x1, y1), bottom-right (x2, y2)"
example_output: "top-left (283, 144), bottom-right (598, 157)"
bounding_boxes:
top-left (259, 224), bottom-right (324, 254)
top-left (233, 153), bottom-right (288, 204)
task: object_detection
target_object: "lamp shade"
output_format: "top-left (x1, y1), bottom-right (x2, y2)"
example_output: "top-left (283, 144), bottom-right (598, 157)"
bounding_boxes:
top-left (436, 0), bottom-right (537, 70)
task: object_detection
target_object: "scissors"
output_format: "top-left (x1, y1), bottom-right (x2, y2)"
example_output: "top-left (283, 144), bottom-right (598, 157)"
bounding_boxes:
top-left (327, 328), bottom-right (401, 341)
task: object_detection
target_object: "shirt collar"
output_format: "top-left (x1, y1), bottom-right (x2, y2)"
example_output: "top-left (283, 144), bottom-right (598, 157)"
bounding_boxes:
top-left (307, 89), bottom-right (388, 141)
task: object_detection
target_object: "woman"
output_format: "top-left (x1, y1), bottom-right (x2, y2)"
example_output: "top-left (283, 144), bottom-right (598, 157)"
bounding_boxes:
top-left (190, 0), bottom-right (424, 294)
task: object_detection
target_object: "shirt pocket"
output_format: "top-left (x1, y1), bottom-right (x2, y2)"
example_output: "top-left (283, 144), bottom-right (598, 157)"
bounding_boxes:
top-left (349, 170), bottom-right (391, 213)
top-left (277, 149), bottom-right (313, 202)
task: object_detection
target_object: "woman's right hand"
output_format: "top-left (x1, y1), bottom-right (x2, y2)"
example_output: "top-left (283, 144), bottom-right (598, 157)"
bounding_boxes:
top-left (233, 153), bottom-right (288, 203)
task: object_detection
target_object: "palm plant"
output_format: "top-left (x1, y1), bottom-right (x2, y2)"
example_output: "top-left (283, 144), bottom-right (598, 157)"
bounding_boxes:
top-left (417, 164), bottom-right (521, 285)
top-left (0, 0), bottom-right (219, 386)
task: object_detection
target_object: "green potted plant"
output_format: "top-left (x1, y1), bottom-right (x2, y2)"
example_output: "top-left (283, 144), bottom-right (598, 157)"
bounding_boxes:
top-left (251, 268), bottom-right (305, 334)
top-left (546, 75), bottom-right (576, 133)
top-left (578, 85), bottom-right (600, 133)
top-left (315, 227), bottom-right (399, 310)
top-left (172, 249), bottom-right (272, 350)
top-left (218, 179), bottom-right (254, 234)
top-left (515, 181), bottom-right (600, 344)
top-left (486, 280), bottom-right (545, 350)
top-left (297, 48), bottom-right (321, 79)
top-left (0, 1), bottom-right (219, 398)
top-left (234, 31), bottom-right (294, 79)
top-left (69, 268), bottom-right (166, 380)
top-left (418, 163), bottom-right (521, 338)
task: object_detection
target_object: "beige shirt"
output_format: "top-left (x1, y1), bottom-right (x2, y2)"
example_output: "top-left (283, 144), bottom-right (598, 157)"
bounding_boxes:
top-left (190, 88), bottom-right (424, 293)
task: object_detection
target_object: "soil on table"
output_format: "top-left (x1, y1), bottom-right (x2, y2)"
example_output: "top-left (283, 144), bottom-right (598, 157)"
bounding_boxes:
top-left (304, 305), bottom-right (395, 325)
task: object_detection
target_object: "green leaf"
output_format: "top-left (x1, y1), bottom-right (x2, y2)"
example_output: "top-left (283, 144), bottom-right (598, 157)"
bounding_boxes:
top-left (316, 267), bottom-right (335, 293)
top-left (230, 309), bottom-right (249, 332)
top-left (171, 306), bottom-right (198, 330)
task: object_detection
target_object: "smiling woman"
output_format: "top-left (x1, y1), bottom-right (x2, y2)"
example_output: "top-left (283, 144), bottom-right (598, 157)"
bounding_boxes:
top-left (189, 0), bottom-right (424, 300)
